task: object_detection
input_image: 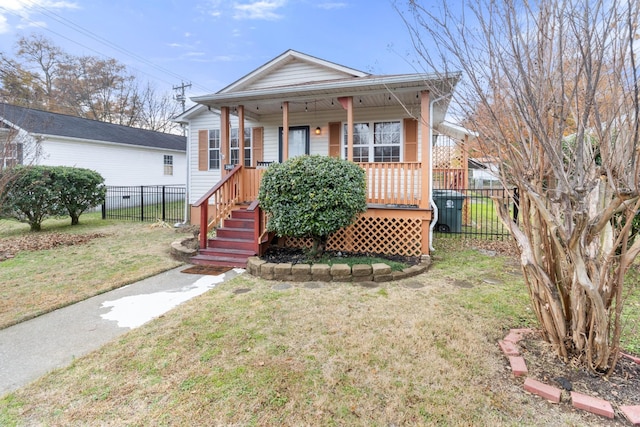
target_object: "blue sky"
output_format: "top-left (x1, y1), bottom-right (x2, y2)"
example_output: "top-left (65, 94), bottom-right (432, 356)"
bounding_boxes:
top-left (0, 0), bottom-right (427, 102)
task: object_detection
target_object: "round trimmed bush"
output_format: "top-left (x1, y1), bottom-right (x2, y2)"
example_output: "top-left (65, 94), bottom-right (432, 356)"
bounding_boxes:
top-left (258, 155), bottom-right (367, 256)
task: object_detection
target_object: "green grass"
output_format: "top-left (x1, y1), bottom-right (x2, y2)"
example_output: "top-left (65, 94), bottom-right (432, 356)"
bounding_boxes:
top-left (0, 261), bottom-right (541, 426)
top-left (103, 200), bottom-right (185, 223)
top-left (0, 212), bottom-right (184, 329)
top-left (621, 266), bottom-right (640, 355)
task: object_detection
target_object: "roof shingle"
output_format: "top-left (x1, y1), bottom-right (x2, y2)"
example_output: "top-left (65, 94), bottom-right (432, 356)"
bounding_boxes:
top-left (0, 103), bottom-right (185, 152)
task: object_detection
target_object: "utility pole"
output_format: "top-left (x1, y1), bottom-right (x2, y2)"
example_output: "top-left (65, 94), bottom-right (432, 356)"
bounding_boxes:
top-left (173, 81), bottom-right (191, 113)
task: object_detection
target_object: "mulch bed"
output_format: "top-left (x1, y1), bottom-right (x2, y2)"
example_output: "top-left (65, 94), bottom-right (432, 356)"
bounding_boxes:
top-left (261, 246), bottom-right (420, 265)
top-left (518, 333), bottom-right (640, 411)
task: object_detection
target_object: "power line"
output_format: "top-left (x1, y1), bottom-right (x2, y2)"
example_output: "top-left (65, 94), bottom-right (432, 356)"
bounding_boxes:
top-left (0, 3), bottom-right (214, 94)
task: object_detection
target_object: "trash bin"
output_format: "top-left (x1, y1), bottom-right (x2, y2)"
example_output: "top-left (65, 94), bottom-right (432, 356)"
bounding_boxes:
top-left (432, 190), bottom-right (466, 233)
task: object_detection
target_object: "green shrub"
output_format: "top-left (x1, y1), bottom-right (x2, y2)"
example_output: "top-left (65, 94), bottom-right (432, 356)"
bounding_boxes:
top-left (0, 165), bottom-right (63, 231)
top-left (258, 155), bottom-right (367, 256)
top-left (0, 165), bottom-right (106, 230)
top-left (50, 166), bottom-right (106, 225)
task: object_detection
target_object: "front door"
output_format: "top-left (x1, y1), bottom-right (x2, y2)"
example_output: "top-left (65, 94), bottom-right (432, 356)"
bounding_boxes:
top-left (279, 126), bottom-right (309, 162)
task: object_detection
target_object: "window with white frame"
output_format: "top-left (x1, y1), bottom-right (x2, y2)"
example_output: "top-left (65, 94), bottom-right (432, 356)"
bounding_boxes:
top-left (343, 121), bottom-right (401, 162)
top-left (163, 155), bottom-right (173, 175)
top-left (230, 128), bottom-right (252, 167)
top-left (0, 142), bottom-right (22, 169)
top-left (373, 121), bottom-right (401, 162)
top-left (243, 128), bottom-right (252, 167)
top-left (209, 129), bottom-right (220, 169)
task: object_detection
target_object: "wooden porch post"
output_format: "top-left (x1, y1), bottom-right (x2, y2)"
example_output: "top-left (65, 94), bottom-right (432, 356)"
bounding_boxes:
top-left (338, 96), bottom-right (354, 161)
top-left (282, 101), bottom-right (289, 161)
top-left (420, 91), bottom-right (431, 208)
top-left (238, 105), bottom-right (245, 199)
top-left (346, 97), bottom-right (354, 161)
top-left (221, 106), bottom-right (230, 176)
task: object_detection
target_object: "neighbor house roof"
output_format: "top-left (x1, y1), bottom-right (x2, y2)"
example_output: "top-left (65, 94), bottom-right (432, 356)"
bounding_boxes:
top-left (0, 103), bottom-right (186, 152)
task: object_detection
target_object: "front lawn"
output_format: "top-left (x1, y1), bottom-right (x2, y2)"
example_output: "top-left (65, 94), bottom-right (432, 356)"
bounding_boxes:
top-left (0, 214), bottom-right (183, 329)
top-left (1, 220), bottom-right (638, 425)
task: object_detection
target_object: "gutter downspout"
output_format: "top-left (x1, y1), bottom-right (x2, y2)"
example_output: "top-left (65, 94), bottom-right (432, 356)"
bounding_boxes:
top-left (428, 94), bottom-right (449, 252)
top-left (183, 122), bottom-right (190, 224)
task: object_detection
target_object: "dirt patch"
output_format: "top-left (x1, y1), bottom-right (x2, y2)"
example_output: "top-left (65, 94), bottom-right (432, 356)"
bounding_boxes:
top-left (515, 332), bottom-right (640, 417)
top-left (261, 246), bottom-right (420, 265)
top-left (0, 232), bottom-right (107, 262)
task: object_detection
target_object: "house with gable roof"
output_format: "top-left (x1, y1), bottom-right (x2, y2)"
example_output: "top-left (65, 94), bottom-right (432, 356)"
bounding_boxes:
top-left (175, 50), bottom-right (473, 266)
top-left (0, 103), bottom-right (186, 187)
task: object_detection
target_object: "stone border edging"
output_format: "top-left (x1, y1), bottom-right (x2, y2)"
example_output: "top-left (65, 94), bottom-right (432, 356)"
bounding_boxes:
top-left (170, 237), bottom-right (198, 262)
top-left (498, 329), bottom-right (640, 425)
top-left (246, 256), bottom-right (430, 282)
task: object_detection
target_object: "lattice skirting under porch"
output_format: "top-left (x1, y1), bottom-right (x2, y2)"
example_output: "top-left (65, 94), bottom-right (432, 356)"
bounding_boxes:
top-left (283, 215), bottom-right (423, 257)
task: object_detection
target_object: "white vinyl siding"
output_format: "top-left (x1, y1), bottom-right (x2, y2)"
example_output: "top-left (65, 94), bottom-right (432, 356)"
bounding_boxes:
top-left (245, 60), bottom-right (355, 91)
top-left (37, 137), bottom-right (185, 187)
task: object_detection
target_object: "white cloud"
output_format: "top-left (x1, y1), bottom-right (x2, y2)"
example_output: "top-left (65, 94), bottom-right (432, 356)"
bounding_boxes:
top-left (233, 1), bottom-right (286, 20)
top-left (316, 2), bottom-right (347, 10)
top-left (0, 0), bottom-right (78, 32)
top-left (199, 0), bottom-right (223, 18)
top-left (0, 15), bottom-right (9, 34)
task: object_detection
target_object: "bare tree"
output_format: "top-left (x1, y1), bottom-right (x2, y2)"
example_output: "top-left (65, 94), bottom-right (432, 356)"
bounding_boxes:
top-left (400, 0), bottom-right (639, 374)
top-left (134, 82), bottom-right (181, 134)
top-left (0, 34), bottom-right (180, 133)
top-left (55, 55), bottom-right (139, 124)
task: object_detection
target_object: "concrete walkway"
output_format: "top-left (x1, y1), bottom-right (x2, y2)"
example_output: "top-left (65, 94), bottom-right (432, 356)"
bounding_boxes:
top-left (0, 266), bottom-right (243, 396)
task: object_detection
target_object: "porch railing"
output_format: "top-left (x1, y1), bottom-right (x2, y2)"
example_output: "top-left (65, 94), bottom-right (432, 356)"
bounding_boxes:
top-left (195, 162), bottom-right (425, 250)
top-left (359, 162), bottom-right (422, 206)
top-left (241, 162), bottom-right (423, 207)
top-left (194, 164), bottom-right (244, 249)
top-left (241, 167), bottom-right (266, 201)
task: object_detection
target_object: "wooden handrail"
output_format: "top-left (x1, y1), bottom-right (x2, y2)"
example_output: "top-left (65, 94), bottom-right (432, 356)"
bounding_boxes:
top-left (194, 164), bottom-right (242, 207)
top-left (196, 164), bottom-right (243, 249)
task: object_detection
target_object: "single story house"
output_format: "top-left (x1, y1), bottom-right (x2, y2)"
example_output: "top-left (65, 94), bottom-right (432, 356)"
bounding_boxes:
top-left (0, 103), bottom-right (186, 186)
top-left (175, 50), bottom-right (473, 266)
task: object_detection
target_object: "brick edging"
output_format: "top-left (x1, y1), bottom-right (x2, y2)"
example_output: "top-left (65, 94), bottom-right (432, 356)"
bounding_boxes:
top-left (498, 329), bottom-right (640, 424)
top-left (246, 256), bottom-right (430, 282)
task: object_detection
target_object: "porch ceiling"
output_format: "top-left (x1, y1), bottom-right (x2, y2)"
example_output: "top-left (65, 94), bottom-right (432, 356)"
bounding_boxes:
top-left (192, 73), bottom-right (460, 123)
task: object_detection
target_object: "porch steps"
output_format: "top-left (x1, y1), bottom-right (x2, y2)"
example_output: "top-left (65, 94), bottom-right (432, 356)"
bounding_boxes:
top-left (190, 208), bottom-right (258, 268)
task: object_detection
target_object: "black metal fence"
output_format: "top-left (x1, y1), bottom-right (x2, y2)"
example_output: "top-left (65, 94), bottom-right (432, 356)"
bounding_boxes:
top-left (102, 185), bottom-right (186, 223)
top-left (434, 187), bottom-right (517, 240)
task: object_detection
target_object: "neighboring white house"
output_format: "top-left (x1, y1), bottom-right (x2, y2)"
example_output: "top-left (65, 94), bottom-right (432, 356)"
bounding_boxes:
top-left (0, 103), bottom-right (186, 186)
top-left (469, 157), bottom-right (501, 189)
